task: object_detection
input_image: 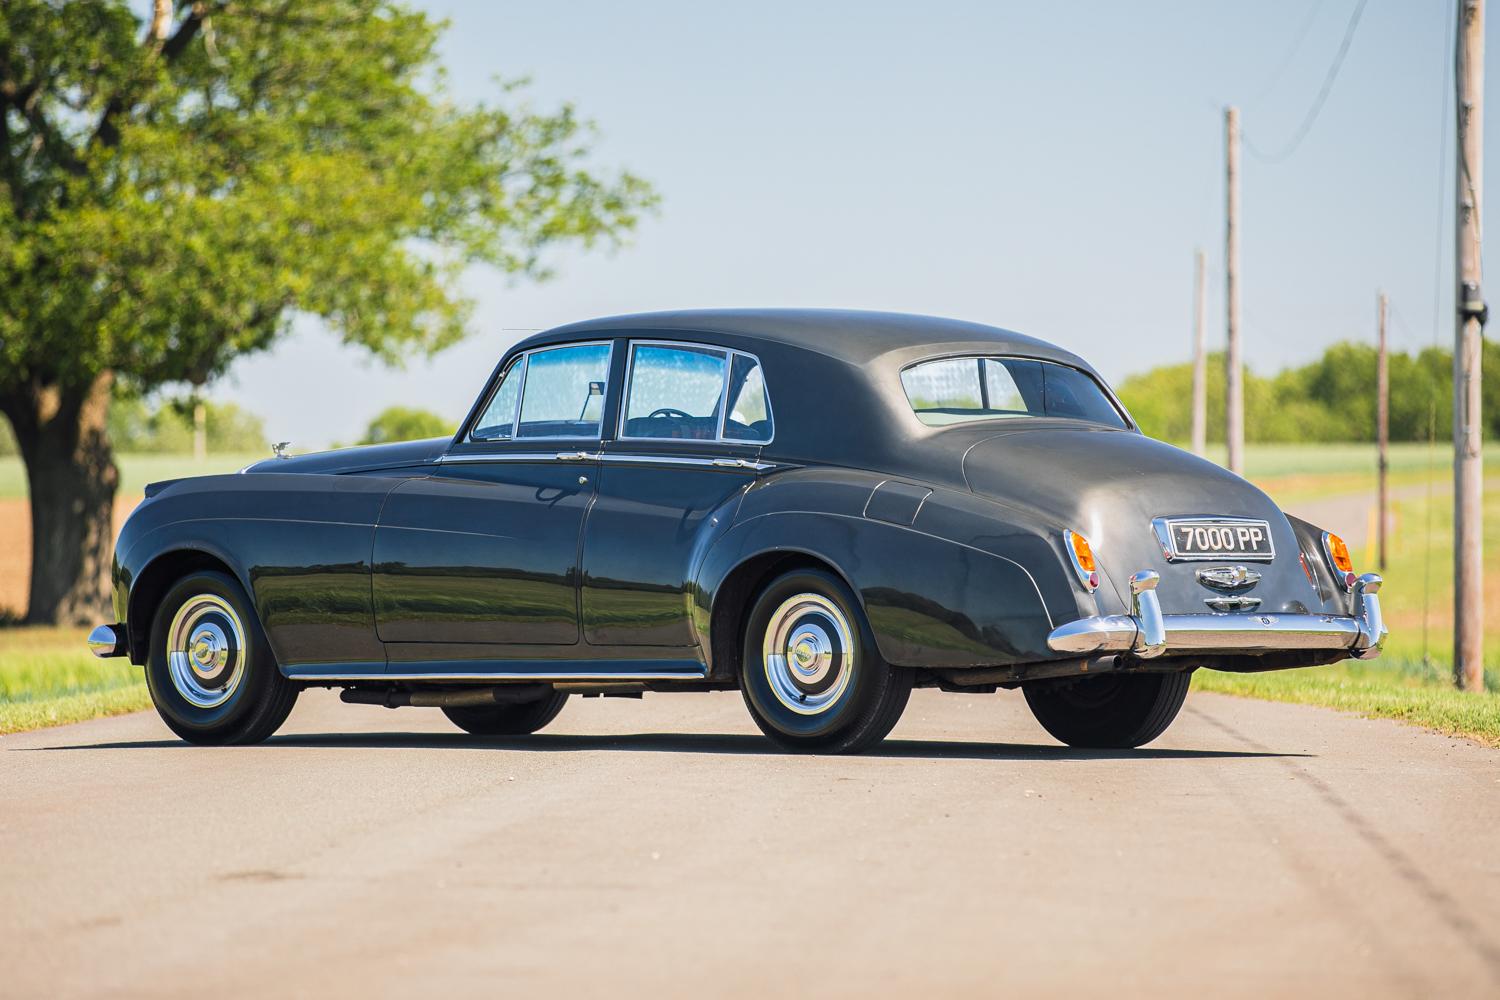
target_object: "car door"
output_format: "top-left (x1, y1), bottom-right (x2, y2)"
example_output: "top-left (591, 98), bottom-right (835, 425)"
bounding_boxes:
top-left (581, 340), bottom-right (775, 647)
top-left (372, 341), bottom-right (615, 654)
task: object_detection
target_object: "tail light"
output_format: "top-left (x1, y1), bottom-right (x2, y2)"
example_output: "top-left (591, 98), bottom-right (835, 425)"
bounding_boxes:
top-left (1321, 531), bottom-right (1357, 590)
top-left (1064, 530), bottom-right (1100, 592)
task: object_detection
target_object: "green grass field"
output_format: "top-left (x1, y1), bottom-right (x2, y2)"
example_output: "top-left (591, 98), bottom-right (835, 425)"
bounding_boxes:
top-left (0, 451), bottom-right (266, 499)
top-left (0, 446), bottom-right (1497, 743)
top-left (0, 627), bottom-right (149, 734)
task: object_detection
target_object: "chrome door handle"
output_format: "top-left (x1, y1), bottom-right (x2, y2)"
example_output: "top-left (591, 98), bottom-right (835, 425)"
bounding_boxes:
top-left (555, 451), bottom-right (594, 461)
top-left (712, 458), bottom-right (772, 470)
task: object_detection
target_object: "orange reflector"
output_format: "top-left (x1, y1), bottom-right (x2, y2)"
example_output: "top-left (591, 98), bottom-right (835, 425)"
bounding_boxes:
top-left (1064, 530), bottom-right (1100, 592)
top-left (1326, 533), bottom-right (1353, 574)
top-left (1069, 531), bottom-right (1096, 572)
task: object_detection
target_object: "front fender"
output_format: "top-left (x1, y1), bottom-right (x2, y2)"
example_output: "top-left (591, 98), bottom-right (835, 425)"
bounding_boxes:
top-left (112, 473), bottom-right (395, 671)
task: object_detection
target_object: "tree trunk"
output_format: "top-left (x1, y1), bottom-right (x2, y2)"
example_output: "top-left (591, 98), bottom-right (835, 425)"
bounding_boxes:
top-left (0, 372), bottom-right (119, 625)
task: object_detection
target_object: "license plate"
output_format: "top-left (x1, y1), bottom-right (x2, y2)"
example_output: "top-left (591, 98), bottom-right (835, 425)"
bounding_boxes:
top-left (1156, 517), bottom-right (1275, 561)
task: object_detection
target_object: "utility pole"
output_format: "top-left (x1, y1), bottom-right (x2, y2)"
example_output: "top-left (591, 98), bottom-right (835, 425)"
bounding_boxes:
top-left (1225, 106), bottom-right (1245, 476)
top-left (192, 398), bottom-right (207, 462)
top-left (1377, 290), bottom-right (1389, 571)
top-left (1454, 0), bottom-right (1486, 692)
top-left (1191, 249), bottom-right (1208, 456)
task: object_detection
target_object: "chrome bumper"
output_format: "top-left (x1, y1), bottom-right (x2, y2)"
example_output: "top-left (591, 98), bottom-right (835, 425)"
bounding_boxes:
top-left (87, 623), bottom-right (128, 659)
top-left (1047, 570), bottom-right (1386, 660)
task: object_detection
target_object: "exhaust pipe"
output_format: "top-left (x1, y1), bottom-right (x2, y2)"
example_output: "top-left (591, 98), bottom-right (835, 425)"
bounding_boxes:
top-left (340, 684), bottom-right (553, 709)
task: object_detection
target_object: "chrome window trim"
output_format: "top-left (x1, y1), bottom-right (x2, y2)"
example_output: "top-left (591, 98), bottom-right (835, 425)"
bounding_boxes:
top-left (470, 340), bottom-right (614, 445)
top-left (469, 353), bottom-right (527, 443)
top-left (617, 339), bottom-right (775, 446)
top-left (1150, 515), bottom-right (1276, 562)
top-left (898, 354), bottom-right (1131, 430)
top-left (436, 451), bottom-right (776, 472)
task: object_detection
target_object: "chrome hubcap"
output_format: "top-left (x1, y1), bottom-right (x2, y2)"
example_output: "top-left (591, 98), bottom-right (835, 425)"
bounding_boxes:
top-left (167, 595), bottom-right (246, 708)
top-left (763, 593), bottom-right (854, 715)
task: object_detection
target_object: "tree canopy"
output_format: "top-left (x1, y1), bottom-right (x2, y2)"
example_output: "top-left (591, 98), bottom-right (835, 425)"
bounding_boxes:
top-left (0, 0), bottom-right (656, 622)
top-left (0, 0), bottom-right (654, 392)
top-left (357, 405), bottom-right (452, 445)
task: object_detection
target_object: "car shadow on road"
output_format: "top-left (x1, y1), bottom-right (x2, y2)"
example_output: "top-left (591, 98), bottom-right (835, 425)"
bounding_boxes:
top-left (24, 731), bottom-right (1309, 761)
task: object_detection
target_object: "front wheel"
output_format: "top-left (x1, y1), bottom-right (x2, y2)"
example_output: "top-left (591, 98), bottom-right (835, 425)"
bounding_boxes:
top-left (739, 569), bottom-right (912, 754)
top-left (1022, 670), bottom-right (1191, 749)
top-left (145, 570), bottom-right (298, 746)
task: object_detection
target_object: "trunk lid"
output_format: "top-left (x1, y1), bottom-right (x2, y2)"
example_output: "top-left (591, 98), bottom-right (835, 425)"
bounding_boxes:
top-left (961, 426), bottom-right (1324, 615)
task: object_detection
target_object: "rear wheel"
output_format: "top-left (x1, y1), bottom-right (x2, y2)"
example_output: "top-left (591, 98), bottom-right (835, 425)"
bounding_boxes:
top-left (739, 569), bottom-right (912, 754)
top-left (145, 570), bottom-right (298, 746)
top-left (1022, 670), bottom-right (1191, 749)
top-left (442, 691), bottom-right (569, 736)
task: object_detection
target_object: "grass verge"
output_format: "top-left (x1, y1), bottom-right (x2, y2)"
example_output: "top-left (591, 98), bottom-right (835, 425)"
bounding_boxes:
top-left (0, 628), bottom-right (149, 735)
top-left (1194, 659), bottom-right (1500, 748)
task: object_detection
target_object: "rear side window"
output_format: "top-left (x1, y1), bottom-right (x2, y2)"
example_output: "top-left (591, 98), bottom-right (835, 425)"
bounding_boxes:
top-left (900, 357), bottom-right (1127, 429)
top-left (724, 354), bottom-right (772, 442)
top-left (623, 344), bottom-right (728, 439)
top-left (621, 342), bottom-right (774, 443)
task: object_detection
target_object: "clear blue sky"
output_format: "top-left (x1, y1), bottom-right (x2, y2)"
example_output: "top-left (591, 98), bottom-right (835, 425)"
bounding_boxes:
top-left (221, 1), bottom-right (1493, 447)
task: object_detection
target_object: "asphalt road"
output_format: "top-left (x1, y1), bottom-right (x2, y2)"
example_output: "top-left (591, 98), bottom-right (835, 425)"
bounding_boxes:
top-left (2, 687), bottom-right (1497, 998)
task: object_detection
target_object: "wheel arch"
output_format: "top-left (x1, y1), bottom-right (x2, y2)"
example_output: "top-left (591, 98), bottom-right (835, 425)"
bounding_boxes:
top-left (704, 548), bottom-right (858, 683)
top-left (125, 546), bottom-right (248, 665)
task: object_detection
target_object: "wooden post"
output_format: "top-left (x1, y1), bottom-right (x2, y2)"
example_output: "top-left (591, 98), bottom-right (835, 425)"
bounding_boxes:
top-left (1224, 107), bottom-right (1245, 476)
top-left (1191, 249), bottom-right (1207, 456)
top-left (1454, 0), bottom-right (1485, 692)
top-left (1377, 291), bottom-right (1389, 571)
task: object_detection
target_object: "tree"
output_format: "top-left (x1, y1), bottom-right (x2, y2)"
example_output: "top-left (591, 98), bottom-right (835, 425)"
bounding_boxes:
top-left (0, 1), bottom-right (655, 623)
top-left (358, 406), bottom-right (452, 445)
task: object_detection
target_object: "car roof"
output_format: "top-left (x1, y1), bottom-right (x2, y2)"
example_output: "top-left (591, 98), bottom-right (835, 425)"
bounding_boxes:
top-left (515, 308), bottom-right (1093, 373)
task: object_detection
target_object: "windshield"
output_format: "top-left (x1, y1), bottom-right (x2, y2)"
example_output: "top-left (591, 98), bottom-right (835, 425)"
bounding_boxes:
top-left (900, 357), bottom-right (1128, 429)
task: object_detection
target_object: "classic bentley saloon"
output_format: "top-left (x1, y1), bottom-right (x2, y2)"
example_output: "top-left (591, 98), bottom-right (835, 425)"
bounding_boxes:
top-left (90, 310), bottom-right (1385, 753)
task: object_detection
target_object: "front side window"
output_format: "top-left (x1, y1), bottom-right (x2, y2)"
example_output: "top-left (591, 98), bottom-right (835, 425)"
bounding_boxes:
top-left (471, 357), bottom-right (524, 441)
top-left (900, 356), bottom-right (1127, 429)
top-left (517, 343), bottom-right (611, 439)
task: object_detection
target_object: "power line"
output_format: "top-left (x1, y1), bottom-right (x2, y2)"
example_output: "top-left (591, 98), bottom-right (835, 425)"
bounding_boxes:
top-left (1247, 0), bottom-right (1330, 107)
top-left (1244, 0), bottom-right (1370, 164)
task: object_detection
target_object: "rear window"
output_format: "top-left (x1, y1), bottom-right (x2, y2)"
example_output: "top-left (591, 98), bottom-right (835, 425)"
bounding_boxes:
top-left (900, 357), bottom-right (1128, 429)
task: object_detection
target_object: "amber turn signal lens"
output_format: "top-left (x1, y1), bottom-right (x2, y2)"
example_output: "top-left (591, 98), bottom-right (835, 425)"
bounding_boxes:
top-left (1326, 533), bottom-right (1353, 573)
top-left (1064, 530), bottom-right (1100, 591)
top-left (1069, 531), bottom-right (1096, 572)
top-left (1323, 532), bottom-right (1358, 590)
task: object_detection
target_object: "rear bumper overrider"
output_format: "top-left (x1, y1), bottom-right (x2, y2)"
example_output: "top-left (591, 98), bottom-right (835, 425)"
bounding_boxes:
top-left (1047, 570), bottom-right (1386, 661)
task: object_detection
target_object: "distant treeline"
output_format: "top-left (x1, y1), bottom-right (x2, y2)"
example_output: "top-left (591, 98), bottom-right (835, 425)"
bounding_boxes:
top-left (1116, 341), bottom-right (1500, 444)
top-left (0, 396), bottom-right (265, 456)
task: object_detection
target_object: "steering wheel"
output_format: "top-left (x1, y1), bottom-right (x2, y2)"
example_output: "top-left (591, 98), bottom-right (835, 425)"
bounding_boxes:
top-left (648, 407), bottom-right (692, 420)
